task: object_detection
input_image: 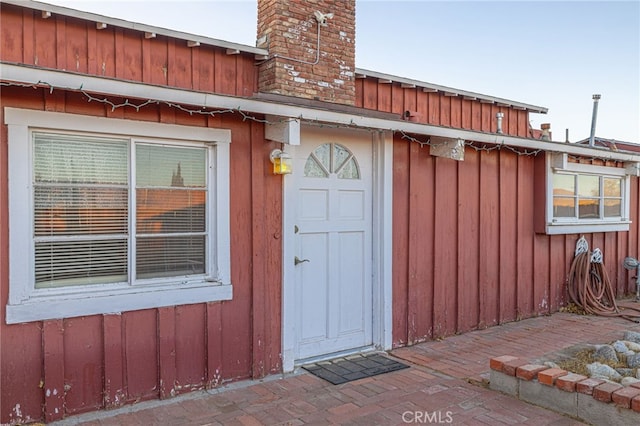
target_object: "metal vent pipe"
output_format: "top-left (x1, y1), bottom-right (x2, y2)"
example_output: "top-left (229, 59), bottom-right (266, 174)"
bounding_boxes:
top-left (589, 94), bottom-right (601, 147)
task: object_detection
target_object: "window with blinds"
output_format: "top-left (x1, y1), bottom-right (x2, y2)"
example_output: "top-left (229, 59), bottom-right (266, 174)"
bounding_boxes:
top-left (135, 144), bottom-right (207, 280)
top-left (33, 133), bottom-right (208, 288)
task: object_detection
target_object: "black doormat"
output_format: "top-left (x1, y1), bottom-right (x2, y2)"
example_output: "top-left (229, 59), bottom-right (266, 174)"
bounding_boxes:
top-left (302, 353), bottom-right (409, 385)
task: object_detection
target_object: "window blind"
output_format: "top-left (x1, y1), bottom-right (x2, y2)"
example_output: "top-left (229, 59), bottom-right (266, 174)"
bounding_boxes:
top-left (33, 133), bottom-right (129, 288)
top-left (135, 144), bottom-right (207, 280)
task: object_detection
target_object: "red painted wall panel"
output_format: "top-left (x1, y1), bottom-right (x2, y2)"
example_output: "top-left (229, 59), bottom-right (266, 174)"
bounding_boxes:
top-left (148, 37), bottom-right (169, 86)
top-left (43, 320), bottom-right (65, 422)
top-left (498, 152), bottom-right (518, 322)
top-left (34, 15), bottom-right (57, 68)
top-left (407, 143), bottom-right (435, 343)
top-left (457, 148), bottom-right (480, 333)
top-left (175, 305), bottom-right (207, 393)
top-left (404, 88), bottom-right (417, 117)
top-left (222, 119), bottom-right (254, 380)
top-left (471, 102), bottom-right (482, 132)
top-left (439, 96), bottom-right (451, 128)
top-left (103, 315), bottom-right (125, 408)
top-left (432, 157), bottom-right (458, 337)
top-left (478, 150), bottom-right (500, 327)
top-left (0, 6), bottom-right (23, 63)
top-left (391, 139), bottom-right (410, 347)
top-left (516, 156), bottom-right (535, 317)
top-left (533, 234), bottom-right (551, 314)
top-left (0, 323), bottom-right (44, 424)
top-left (360, 79), bottom-right (377, 110)
top-left (124, 310), bottom-right (159, 401)
top-left (64, 18), bottom-right (89, 74)
top-left (63, 317), bottom-right (104, 415)
top-left (378, 83), bottom-right (392, 113)
top-left (428, 92), bottom-right (440, 125)
top-left (461, 98), bottom-right (472, 130)
top-left (450, 96), bottom-right (462, 129)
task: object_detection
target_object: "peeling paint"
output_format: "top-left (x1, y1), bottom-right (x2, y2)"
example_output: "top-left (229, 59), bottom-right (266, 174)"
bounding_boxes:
top-left (209, 368), bottom-right (223, 388)
top-left (539, 295), bottom-right (549, 310)
top-left (7, 404), bottom-right (32, 426)
top-left (9, 404), bottom-right (24, 424)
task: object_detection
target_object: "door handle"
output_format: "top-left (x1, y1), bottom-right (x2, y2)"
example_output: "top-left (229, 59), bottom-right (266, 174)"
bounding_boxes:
top-left (294, 256), bottom-right (310, 266)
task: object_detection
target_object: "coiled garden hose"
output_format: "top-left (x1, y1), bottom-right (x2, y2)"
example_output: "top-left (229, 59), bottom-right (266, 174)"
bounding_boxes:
top-left (568, 250), bottom-right (640, 323)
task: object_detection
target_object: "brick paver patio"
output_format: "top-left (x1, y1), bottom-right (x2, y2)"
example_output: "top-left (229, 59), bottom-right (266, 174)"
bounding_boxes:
top-left (51, 312), bottom-right (634, 425)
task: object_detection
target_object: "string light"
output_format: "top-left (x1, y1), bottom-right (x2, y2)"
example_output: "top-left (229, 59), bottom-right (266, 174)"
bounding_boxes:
top-left (399, 130), bottom-right (542, 157)
top-left (0, 80), bottom-right (626, 161)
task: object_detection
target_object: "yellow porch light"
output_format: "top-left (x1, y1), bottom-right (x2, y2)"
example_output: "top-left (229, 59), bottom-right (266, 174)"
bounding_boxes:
top-left (270, 149), bottom-right (292, 175)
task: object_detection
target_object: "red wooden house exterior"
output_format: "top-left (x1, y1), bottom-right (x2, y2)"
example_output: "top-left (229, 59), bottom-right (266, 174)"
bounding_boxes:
top-left (2, 0), bottom-right (639, 423)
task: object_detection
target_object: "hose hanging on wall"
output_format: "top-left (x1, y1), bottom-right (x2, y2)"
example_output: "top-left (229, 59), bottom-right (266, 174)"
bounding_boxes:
top-left (567, 236), bottom-right (640, 323)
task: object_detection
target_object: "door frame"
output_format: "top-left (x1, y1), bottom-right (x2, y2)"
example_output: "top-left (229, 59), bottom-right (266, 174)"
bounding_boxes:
top-left (281, 125), bottom-right (393, 372)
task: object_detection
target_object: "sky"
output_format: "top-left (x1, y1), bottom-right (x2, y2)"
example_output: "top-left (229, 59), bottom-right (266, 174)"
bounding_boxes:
top-left (40, 0), bottom-right (640, 143)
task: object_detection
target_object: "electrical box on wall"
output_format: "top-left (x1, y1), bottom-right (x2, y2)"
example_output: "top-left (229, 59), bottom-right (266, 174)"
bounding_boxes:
top-left (625, 162), bottom-right (640, 176)
top-left (549, 152), bottom-right (568, 170)
top-left (429, 136), bottom-right (465, 161)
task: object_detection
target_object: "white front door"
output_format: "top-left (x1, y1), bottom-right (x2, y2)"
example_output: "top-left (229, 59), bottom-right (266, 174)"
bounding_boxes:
top-left (291, 128), bottom-right (373, 361)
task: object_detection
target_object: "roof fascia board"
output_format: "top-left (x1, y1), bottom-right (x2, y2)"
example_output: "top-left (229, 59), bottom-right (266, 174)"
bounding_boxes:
top-left (2, 63), bottom-right (637, 163)
top-left (4, 0), bottom-right (268, 57)
top-left (355, 68), bottom-right (548, 114)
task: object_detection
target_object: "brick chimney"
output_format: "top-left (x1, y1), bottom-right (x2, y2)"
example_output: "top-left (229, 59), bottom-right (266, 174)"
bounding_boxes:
top-left (257, 0), bottom-right (356, 105)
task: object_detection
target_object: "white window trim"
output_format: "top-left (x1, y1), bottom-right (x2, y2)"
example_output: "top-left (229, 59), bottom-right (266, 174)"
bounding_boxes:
top-left (5, 107), bottom-right (232, 324)
top-left (545, 153), bottom-right (631, 235)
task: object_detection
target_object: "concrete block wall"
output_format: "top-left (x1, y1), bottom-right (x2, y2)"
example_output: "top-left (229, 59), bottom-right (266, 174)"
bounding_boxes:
top-left (489, 355), bottom-right (640, 425)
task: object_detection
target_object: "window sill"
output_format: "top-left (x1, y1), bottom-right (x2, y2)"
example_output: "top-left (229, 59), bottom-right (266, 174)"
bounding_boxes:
top-left (6, 282), bottom-right (232, 324)
top-left (544, 220), bottom-right (631, 235)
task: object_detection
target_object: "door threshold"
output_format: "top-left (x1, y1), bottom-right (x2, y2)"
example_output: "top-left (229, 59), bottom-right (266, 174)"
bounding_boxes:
top-left (294, 345), bottom-right (377, 367)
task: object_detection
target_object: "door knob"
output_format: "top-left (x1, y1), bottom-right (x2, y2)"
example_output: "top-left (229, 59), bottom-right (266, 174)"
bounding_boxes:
top-left (294, 256), bottom-right (310, 266)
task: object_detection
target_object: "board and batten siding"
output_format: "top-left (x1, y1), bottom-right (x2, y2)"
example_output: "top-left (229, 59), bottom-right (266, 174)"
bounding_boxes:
top-left (1, 5), bottom-right (281, 422)
top-left (0, 88), bottom-right (283, 422)
top-left (0, 3), bottom-right (256, 96)
top-left (354, 75), bottom-right (639, 346)
top-left (2, 2), bottom-right (639, 423)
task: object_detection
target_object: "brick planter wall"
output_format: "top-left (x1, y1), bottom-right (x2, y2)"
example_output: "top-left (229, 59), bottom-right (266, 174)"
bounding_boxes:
top-left (490, 355), bottom-right (640, 425)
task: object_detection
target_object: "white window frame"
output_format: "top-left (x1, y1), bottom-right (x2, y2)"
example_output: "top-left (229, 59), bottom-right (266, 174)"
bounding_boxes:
top-left (545, 153), bottom-right (631, 235)
top-left (5, 107), bottom-right (232, 324)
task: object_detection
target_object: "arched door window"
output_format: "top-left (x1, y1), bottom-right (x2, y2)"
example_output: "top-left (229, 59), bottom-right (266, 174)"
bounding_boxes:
top-left (303, 143), bottom-right (360, 179)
